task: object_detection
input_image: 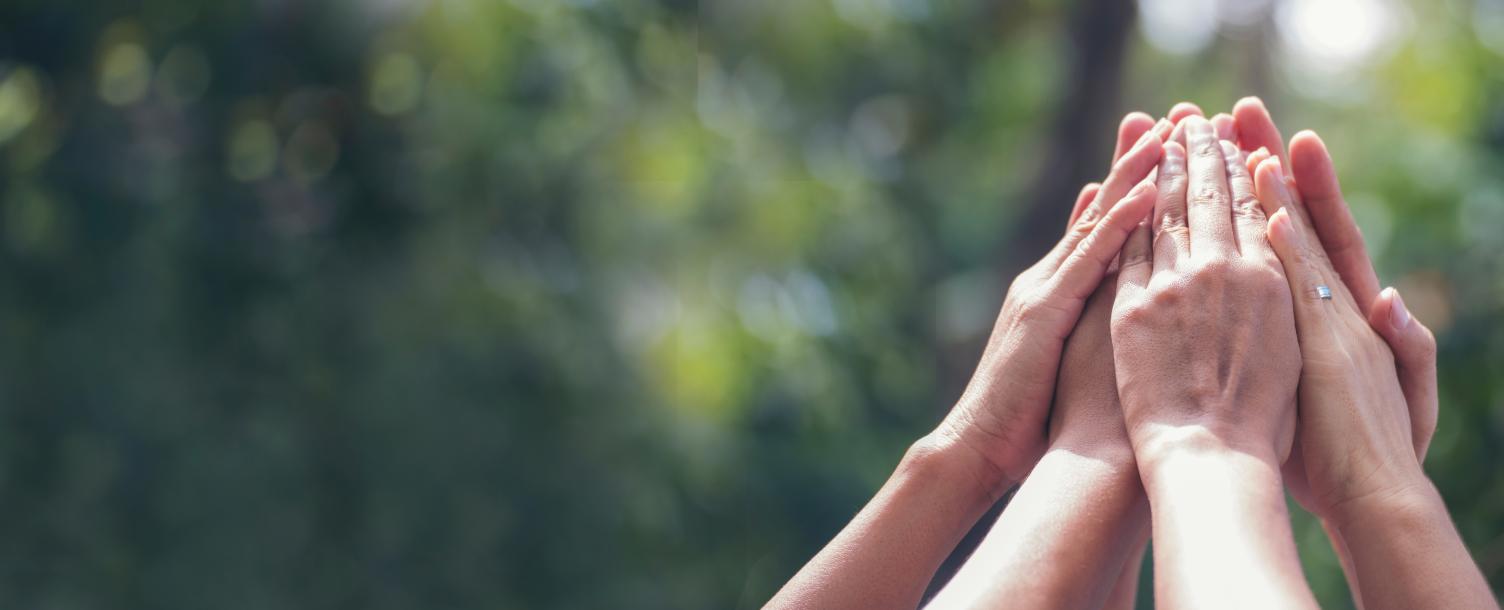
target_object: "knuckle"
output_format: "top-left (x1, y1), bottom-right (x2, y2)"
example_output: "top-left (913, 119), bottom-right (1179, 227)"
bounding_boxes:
top-left (1192, 185), bottom-right (1230, 207)
top-left (1191, 140), bottom-right (1222, 158)
top-left (1231, 193), bottom-right (1263, 216)
top-left (1194, 256), bottom-right (1236, 278)
top-left (1148, 285), bottom-right (1182, 310)
top-left (1114, 299), bottom-right (1155, 328)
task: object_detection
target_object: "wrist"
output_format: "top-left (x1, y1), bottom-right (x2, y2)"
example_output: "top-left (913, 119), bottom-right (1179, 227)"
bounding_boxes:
top-left (1132, 426), bottom-right (1284, 497)
top-left (1046, 431), bottom-right (1139, 475)
top-left (905, 430), bottom-right (1015, 505)
top-left (1327, 470), bottom-right (1441, 534)
top-left (1132, 425), bottom-right (1282, 475)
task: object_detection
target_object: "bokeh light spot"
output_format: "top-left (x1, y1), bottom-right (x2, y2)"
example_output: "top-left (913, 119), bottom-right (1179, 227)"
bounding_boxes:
top-left (98, 43), bottom-right (153, 106)
top-left (1138, 0), bottom-right (1219, 55)
top-left (227, 119), bottom-right (279, 182)
top-left (0, 67), bottom-right (41, 145)
top-left (368, 52), bottom-right (424, 116)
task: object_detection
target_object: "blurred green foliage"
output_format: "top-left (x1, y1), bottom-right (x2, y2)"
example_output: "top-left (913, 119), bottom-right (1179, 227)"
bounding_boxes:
top-left (0, 0), bottom-right (1501, 607)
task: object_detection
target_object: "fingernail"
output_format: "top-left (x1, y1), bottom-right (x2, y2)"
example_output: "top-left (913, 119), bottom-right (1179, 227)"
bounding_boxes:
top-left (1152, 118), bottom-right (1171, 136)
top-left (1255, 146), bottom-right (1269, 158)
top-left (1268, 157), bottom-right (1285, 181)
top-left (1389, 287), bottom-right (1412, 328)
top-left (1269, 209), bottom-right (1292, 242)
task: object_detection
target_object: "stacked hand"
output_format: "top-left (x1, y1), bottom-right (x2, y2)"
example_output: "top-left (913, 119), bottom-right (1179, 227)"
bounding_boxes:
top-left (769, 99), bottom-right (1496, 610)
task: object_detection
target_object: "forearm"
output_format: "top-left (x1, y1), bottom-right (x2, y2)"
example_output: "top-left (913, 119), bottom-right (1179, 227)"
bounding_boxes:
top-left (1103, 537), bottom-right (1148, 610)
top-left (927, 445), bottom-right (1148, 609)
top-left (1331, 477), bottom-right (1498, 610)
top-left (767, 432), bottom-right (1009, 610)
top-left (1138, 432), bottom-right (1317, 609)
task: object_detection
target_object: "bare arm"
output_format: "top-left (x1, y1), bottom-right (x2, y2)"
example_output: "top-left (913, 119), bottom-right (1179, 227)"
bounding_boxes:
top-left (1252, 143), bottom-right (1498, 610)
top-left (767, 434), bottom-right (1007, 610)
top-left (1111, 117), bottom-right (1317, 608)
top-left (926, 112), bottom-right (1168, 610)
top-left (1136, 433), bottom-right (1314, 608)
top-left (766, 117), bottom-right (1166, 610)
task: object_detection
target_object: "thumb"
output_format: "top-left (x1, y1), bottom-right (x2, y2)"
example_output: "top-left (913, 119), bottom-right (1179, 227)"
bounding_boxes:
top-left (1366, 287), bottom-right (1440, 461)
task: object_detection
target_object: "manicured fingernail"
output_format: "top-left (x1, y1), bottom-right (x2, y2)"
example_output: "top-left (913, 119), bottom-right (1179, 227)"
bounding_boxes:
top-left (1388, 287), bottom-right (1412, 328)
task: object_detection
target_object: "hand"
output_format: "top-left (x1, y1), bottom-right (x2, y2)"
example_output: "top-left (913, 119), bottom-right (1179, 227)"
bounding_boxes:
top-left (1254, 157), bottom-right (1428, 519)
top-left (1108, 115), bottom-right (1315, 608)
top-left (937, 124), bottom-right (1163, 483)
top-left (1048, 113), bottom-right (1178, 464)
top-left (1245, 116), bottom-right (1494, 610)
top-left (1232, 98), bottom-right (1439, 509)
top-left (926, 112), bottom-right (1164, 610)
top-left (1110, 117), bottom-right (1299, 464)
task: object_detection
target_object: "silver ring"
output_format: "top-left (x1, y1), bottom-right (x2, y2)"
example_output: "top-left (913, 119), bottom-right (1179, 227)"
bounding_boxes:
top-left (1316, 285), bottom-right (1333, 300)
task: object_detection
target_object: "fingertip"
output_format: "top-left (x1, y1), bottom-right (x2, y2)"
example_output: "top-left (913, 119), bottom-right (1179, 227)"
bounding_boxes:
top-left (1168, 102), bottom-right (1204, 123)
top-left (1233, 96), bottom-right (1268, 115)
top-left (1121, 111), bottom-right (1157, 130)
top-left (1211, 113), bottom-right (1236, 140)
top-left (1162, 140), bottom-right (1186, 162)
top-left (1245, 147), bottom-right (1270, 174)
top-left (1267, 207), bottom-right (1295, 245)
top-left (1256, 156), bottom-right (1285, 183)
top-left (1367, 286), bottom-right (1400, 332)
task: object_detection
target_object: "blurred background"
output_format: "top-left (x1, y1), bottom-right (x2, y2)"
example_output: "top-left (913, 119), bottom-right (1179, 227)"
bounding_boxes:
top-left (0, 0), bottom-right (1500, 607)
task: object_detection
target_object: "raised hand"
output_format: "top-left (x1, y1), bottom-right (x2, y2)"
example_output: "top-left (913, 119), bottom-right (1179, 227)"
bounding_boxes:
top-left (1110, 116), bottom-right (1316, 608)
top-left (937, 124), bottom-right (1164, 483)
top-left (768, 113), bottom-right (1164, 610)
top-left (927, 111), bottom-right (1166, 610)
top-left (1255, 152), bottom-right (1496, 610)
top-left (1234, 98), bottom-right (1438, 465)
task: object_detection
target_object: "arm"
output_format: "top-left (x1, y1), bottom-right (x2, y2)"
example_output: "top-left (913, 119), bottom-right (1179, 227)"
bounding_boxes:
top-left (1232, 97), bottom-right (1454, 608)
top-left (1135, 432), bottom-right (1313, 607)
top-left (1110, 117), bottom-right (1317, 608)
top-left (1254, 153), bottom-right (1498, 610)
top-left (928, 112), bottom-right (1167, 610)
top-left (926, 446), bottom-right (1145, 610)
top-left (1327, 477), bottom-right (1495, 609)
top-left (768, 434), bottom-right (1008, 610)
top-left (767, 120), bottom-right (1166, 610)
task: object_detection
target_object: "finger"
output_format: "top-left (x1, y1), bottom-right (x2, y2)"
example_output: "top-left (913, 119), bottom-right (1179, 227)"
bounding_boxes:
top-left (1221, 140), bottom-right (1269, 258)
top-left (1114, 112), bottom-right (1158, 164)
top-left (1266, 208), bottom-right (1337, 336)
top-left (1245, 147), bottom-right (1271, 176)
top-left (1290, 130), bottom-right (1383, 307)
top-left (1258, 159), bottom-right (1364, 317)
top-left (1044, 130), bottom-right (1163, 273)
top-left (1211, 113), bottom-right (1236, 141)
top-left (1068, 182), bottom-right (1103, 228)
top-left (1366, 287), bottom-right (1440, 461)
top-left (1117, 218), bottom-right (1153, 301)
top-left (1150, 117), bottom-right (1174, 143)
top-left (1233, 96), bottom-right (1289, 165)
top-left (1183, 116), bottom-right (1236, 257)
top-left (1152, 141), bottom-right (1190, 267)
top-left (1166, 102), bottom-right (1204, 147)
top-left (1167, 101), bottom-right (1204, 124)
top-left (1052, 181), bottom-right (1158, 300)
